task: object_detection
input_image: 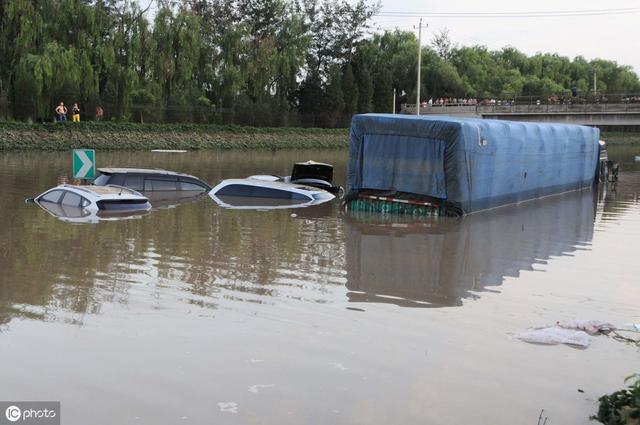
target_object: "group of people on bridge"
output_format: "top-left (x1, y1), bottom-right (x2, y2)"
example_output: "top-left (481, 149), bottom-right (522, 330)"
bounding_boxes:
top-left (419, 98), bottom-right (506, 107)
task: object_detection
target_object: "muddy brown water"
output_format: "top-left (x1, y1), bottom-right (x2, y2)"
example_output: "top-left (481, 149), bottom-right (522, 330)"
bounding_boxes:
top-left (0, 146), bottom-right (639, 425)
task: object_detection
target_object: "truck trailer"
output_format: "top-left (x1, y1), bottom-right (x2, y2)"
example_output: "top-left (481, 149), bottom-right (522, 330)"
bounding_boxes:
top-left (346, 114), bottom-right (605, 215)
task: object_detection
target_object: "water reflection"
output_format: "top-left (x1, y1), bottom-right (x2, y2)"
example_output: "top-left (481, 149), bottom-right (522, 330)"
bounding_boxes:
top-left (34, 201), bottom-right (151, 224)
top-left (344, 188), bottom-right (598, 308)
top-left (144, 190), bottom-right (208, 209)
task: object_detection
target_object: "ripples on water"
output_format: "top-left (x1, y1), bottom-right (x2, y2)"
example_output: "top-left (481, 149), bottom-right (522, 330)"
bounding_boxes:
top-left (0, 147), bottom-right (639, 424)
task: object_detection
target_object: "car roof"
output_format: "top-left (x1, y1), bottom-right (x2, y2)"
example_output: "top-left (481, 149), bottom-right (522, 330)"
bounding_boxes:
top-left (48, 184), bottom-right (147, 200)
top-left (98, 167), bottom-right (200, 179)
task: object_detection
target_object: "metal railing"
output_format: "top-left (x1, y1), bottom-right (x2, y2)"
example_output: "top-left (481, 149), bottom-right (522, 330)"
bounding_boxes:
top-left (403, 93), bottom-right (640, 115)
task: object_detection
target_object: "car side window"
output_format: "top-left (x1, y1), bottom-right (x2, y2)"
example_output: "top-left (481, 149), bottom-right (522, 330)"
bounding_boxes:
top-left (180, 181), bottom-right (206, 191)
top-left (108, 175), bottom-right (125, 186)
top-left (39, 190), bottom-right (64, 203)
top-left (146, 179), bottom-right (177, 191)
top-left (61, 192), bottom-right (83, 207)
top-left (124, 176), bottom-right (144, 191)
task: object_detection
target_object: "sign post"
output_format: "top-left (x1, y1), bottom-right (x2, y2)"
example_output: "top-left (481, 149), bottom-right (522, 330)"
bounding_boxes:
top-left (72, 149), bottom-right (96, 180)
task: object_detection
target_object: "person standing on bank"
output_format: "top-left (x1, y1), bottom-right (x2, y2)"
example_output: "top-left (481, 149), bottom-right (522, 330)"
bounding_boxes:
top-left (72, 103), bottom-right (80, 122)
top-left (55, 102), bottom-right (67, 122)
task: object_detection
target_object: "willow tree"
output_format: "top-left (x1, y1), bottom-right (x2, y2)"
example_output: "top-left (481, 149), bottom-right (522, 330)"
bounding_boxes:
top-left (1, 0), bottom-right (45, 119)
top-left (98, 0), bottom-right (152, 118)
top-left (152, 3), bottom-right (204, 121)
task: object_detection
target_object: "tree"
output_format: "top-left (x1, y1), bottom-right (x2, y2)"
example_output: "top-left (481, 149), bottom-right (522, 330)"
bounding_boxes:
top-left (324, 64), bottom-right (345, 126)
top-left (355, 62), bottom-right (373, 113)
top-left (372, 67), bottom-right (393, 112)
top-left (298, 70), bottom-right (324, 126)
top-left (0, 0), bottom-right (639, 126)
top-left (342, 63), bottom-right (358, 116)
top-left (431, 28), bottom-right (455, 61)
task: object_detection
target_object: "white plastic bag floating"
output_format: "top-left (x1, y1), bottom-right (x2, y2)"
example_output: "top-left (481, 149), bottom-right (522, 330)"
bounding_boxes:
top-left (514, 327), bottom-right (591, 348)
top-left (555, 320), bottom-right (615, 335)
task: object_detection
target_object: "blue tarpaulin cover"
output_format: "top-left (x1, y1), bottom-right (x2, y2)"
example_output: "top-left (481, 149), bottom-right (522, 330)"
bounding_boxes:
top-left (347, 114), bottom-right (600, 214)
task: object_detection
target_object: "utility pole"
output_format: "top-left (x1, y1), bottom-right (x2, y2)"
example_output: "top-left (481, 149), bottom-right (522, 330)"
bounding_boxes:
top-left (593, 71), bottom-right (597, 95)
top-left (415, 18), bottom-right (424, 115)
top-left (393, 88), bottom-right (396, 114)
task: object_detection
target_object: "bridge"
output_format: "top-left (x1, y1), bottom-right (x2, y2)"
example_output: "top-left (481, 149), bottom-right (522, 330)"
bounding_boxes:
top-left (401, 101), bottom-right (640, 129)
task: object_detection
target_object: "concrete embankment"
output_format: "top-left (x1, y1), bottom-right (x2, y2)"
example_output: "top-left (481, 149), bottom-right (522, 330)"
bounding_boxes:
top-left (0, 122), bottom-right (349, 151)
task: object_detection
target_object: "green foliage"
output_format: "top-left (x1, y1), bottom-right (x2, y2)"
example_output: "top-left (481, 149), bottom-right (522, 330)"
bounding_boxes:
top-left (593, 375), bottom-right (640, 425)
top-left (0, 0), bottom-right (638, 127)
top-left (342, 63), bottom-right (358, 116)
top-left (355, 62), bottom-right (373, 113)
top-left (372, 66), bottom-right (393, 113)
top-left (130, 89), bottom-right (159, 123)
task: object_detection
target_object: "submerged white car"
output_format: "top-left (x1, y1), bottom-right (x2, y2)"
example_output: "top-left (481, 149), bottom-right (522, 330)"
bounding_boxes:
top-left (31, 184), bottom-right (151, 217)
top-left (209, 178), bottom-right (335, 210)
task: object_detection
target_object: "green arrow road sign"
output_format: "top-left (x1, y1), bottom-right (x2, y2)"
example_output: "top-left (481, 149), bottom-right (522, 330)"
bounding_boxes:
top-left (72, 149), bottom-right (96, 179)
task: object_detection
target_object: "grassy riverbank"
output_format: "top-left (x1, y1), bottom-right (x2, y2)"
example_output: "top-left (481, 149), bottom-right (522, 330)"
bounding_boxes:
top-left (0, 122), bottom-right (349, 151)
top-left (0, 122), bottom-right (637, 151)
top-left (602, 132), bottom-right (640, 145)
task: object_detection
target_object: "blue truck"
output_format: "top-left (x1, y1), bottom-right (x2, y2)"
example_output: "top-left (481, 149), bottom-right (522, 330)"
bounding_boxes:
top-left (346, 114), bottom-right (609, 215)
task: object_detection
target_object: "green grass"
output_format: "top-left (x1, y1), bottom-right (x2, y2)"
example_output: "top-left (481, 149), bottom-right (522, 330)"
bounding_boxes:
top-left (0, 120), bottom-right (348, 133)
top-left (601, 132), bottom-right (640, 145)
top-left (0, 121), bottom-right (349, 151)
top-left (1, 121), bottom-right (636, 151)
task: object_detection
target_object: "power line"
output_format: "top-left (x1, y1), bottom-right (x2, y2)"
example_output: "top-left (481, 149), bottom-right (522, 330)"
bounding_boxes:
top-left (377, 7), bottom-right (640, 18)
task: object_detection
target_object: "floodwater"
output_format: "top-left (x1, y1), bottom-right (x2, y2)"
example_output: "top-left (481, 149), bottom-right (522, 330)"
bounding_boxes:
top-left (0, 145), bottom-right (639, 425)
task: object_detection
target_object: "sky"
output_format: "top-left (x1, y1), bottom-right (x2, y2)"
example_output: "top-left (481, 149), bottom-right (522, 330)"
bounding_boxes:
top-left (371, 0), bottom-right (640, 74)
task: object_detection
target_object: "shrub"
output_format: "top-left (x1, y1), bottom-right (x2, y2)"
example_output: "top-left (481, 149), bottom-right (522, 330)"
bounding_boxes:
top-left (593, 375), bottom-right (640, 425)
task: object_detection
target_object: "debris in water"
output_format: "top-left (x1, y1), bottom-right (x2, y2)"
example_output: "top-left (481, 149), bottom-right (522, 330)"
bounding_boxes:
top-left (330, 362), bottom-right (349, 371)
top-left (515, 319), bottom-right (640, 348)
top-left (556, 320), bottom-right (615, 335)
top-left (537, 409), bottom-right (549, 425)
top-left (248, 384), bottom-right (275, 393)
top-left (217, 402), bottom-right (238, 414)
top-left (346, 307), bottom-right (365, 312)
top-left (622, 323), bottom-right (640, 331)
top-left (514, 327), bottom-right (591, 347)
